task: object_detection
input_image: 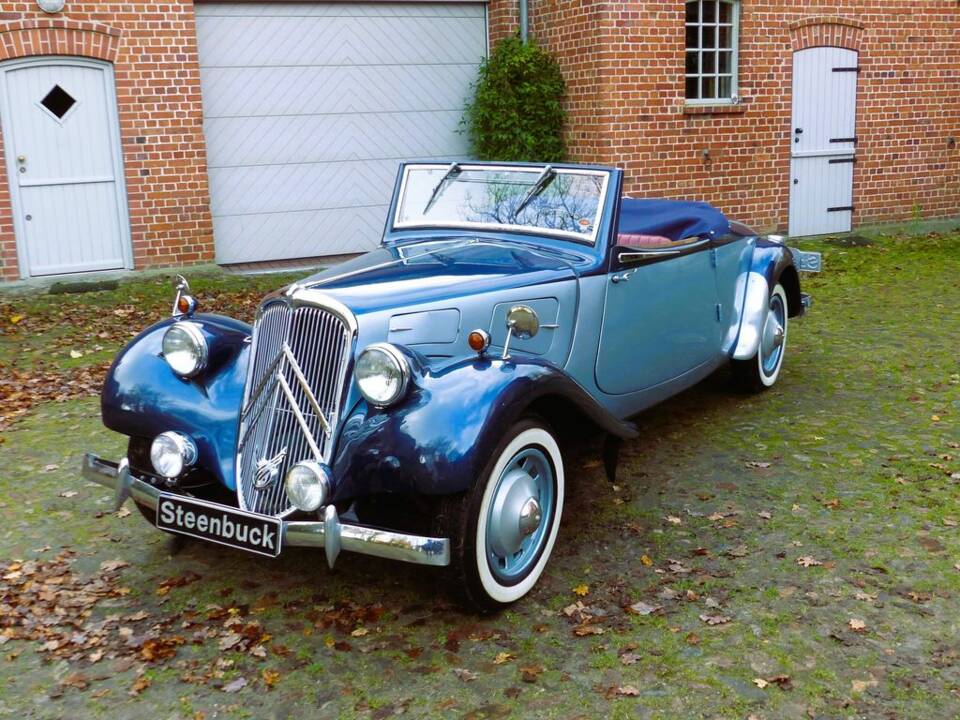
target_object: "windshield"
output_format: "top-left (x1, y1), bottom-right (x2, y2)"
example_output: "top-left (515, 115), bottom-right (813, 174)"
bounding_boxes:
top-left (393, 164), bottom-right (609, 244)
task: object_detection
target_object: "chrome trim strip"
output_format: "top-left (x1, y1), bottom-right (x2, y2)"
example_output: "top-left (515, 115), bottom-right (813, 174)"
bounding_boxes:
top-left (281, 343), bottom-right (332, 436)
top-left (617, 237), bottom-right (712, 264)
top-left (236, 290), bottom-right (357, 517)
top-left (287, 288), bottom-right (359, 334)
top-left (81, 454), bottom-right (450, 568)
top-left (275, 372), bottom-right (323, 460)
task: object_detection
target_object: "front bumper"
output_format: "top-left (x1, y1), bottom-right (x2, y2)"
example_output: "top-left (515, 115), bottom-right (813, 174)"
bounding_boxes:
top-left (81, 454), bottom-right (450, 568)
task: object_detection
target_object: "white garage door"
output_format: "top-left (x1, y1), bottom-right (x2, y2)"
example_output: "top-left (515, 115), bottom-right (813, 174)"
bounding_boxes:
top-left (195, 2), bottom-right (487, 264)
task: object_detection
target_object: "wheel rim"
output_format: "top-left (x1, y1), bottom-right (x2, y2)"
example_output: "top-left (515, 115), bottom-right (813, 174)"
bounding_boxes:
top-left (485, 446), bottom-right (555, 584)
top-left (760, 292), bottom-right (786, 376)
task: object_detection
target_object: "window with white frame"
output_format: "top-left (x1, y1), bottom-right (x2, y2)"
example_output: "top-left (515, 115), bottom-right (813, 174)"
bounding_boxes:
top-left (685, 0), bottom-right (740, 103)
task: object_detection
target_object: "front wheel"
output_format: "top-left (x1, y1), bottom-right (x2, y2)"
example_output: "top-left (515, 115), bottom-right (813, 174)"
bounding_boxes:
top-left (732, 282), bottom-right (789, 392)
top-left (438, 417), bottom-right (565, 612)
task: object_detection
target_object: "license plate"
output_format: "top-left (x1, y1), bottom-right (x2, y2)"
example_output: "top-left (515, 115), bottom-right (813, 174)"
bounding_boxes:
top-left (789, 248), bottom-right (822, 272)
top-left (155, 494), bottom-right (282, 558)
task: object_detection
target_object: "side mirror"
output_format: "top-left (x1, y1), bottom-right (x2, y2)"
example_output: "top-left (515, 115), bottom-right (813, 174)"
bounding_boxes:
top-left (501, 304), bottom-right (540, 360)
top-left (507, 305), bottom-right (540, 339)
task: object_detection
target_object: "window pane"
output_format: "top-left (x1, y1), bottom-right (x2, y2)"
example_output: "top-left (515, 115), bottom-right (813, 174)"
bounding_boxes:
top-left (702, 76), bottom-right (716, 99)
top-left (702, 25), bottom-right (716, 49)
top-left (685, 76), bottom-right (700, 99)
top-left (685, 1), bottom-right (698, 23)
top-left (718, 75), bottom-right (732, 98)
top-left (718, 25), bottom-right (733, 49)
top-left (685, 51), bottom-right (699, 74)
top-left (718, 50), bottom-right (732, 74)
top-left (702, 51), bottom-right (716, 74)
top-left (719, 0), bottom-right (732, 23)
top-left (702, 0), bottom-right (716, 23)
top-left (685, 24), bottom-right (699, 49)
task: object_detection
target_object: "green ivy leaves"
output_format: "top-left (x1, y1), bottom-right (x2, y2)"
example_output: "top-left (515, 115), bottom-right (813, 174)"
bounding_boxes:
top-left (464, 35), bottom-right (567, 163)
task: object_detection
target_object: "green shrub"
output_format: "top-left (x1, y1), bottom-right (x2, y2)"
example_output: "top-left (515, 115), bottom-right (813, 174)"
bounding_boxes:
top-left (464, 35), bottom-right (567, 162)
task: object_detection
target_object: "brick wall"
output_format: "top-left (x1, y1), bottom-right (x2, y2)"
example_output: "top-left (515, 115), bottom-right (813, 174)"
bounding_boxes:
top-left (490, 1), bottom-right (960, 233)
top-left (0, 3), bottom-right (212, 280)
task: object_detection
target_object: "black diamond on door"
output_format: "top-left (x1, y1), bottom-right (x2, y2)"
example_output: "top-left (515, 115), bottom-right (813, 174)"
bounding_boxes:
top-left (40, 85), bottom-right (76, 119)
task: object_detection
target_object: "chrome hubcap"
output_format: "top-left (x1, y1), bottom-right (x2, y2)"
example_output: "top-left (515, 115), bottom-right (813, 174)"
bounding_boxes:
top-left (518, 497), bottom-right (542, 537)
top-left (760, 294), bottom-right (786, 375)
top-left (485, 447), bottom-right (554, 583)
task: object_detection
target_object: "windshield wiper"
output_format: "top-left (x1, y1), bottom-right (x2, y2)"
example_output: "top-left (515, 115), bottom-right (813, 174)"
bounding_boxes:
top-left (422, 162), bottom-right (462, 214)
top-left (512, 165), bottom-right (556, 220)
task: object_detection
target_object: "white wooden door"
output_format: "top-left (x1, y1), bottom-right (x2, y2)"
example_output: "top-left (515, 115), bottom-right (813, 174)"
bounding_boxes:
top-left (196, 2), bottom-right (487, 264)
top-left (789, 47), bottom-right (859, 237)
top-left (0, 58), bottom-right (130, 277)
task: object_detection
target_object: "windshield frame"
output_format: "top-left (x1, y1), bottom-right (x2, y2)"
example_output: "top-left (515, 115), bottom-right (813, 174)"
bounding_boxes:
top-left (390, 163), bottom-right (612, 245)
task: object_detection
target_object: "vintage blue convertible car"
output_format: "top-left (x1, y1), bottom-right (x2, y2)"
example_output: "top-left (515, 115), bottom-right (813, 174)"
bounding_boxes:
top-left (82, 162), bottom-right (815, 610)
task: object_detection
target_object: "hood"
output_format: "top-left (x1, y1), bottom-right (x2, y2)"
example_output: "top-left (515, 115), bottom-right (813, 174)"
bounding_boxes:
top-left (295, 238), bottom-right (580, 315)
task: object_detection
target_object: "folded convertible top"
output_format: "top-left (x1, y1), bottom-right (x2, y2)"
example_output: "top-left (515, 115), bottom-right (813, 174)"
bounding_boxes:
top-left (618, 198), bottom-right (730, 241)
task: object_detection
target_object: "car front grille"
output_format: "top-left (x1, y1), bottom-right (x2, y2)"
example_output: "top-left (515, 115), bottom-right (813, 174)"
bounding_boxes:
top-left (237, 299), bottom-right (353, 517)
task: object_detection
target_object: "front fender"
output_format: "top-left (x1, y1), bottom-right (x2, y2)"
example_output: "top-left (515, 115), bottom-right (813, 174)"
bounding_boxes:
top-left (101, 314), bottom-right (250, 489)
top-left (731, 241), bottom-right (798, 361)
top-left (330, 356), bottom-right (637, 501)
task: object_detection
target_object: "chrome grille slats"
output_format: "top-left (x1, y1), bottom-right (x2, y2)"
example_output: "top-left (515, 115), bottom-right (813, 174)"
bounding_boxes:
top-left (237, 299), bottom-right (353, 517)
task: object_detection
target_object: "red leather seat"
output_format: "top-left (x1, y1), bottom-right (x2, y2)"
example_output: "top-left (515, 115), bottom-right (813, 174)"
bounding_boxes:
top-left (617, 233), bottom-right (676, 249)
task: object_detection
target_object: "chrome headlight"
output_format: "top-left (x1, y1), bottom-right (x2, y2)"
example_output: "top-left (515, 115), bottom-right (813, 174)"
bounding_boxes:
top-left (162, 322), bottom-right (207, 378)
top-left (355, 343), bottom-right (410, 408)
top-left (150, 431), bottom-right (198, 478)
top-left (285, 461), bottom-right (331, 512)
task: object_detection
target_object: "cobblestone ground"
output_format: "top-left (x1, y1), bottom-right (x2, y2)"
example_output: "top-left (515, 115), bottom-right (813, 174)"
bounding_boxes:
top-left (0, 230), bottom-right (958, 719)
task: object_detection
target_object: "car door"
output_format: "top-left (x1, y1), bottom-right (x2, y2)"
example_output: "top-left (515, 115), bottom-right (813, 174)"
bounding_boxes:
top-left (595, 237), bottom-right (721, 395)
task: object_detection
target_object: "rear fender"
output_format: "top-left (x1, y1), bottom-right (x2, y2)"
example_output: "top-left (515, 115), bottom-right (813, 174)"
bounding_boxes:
top-left (731, 241), bottom-right (799, 361)
top-left (101, 314), bottom-right (250, 489)
top-left (331, 354), bottom-right (636, 501)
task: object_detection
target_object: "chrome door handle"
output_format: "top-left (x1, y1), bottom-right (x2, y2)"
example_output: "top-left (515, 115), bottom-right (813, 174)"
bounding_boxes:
top-left (611, 270), bottom-right (636, 284)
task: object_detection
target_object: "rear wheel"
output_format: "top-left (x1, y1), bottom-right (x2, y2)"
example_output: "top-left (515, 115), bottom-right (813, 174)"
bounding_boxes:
top-left (733, 282), bottom-right (789, 392)
top-left (437, 417), bottom-right (564, 612)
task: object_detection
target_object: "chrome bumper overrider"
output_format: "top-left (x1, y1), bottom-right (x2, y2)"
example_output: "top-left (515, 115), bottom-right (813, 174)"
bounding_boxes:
top-left (81, 454), bottom-right (450, 568)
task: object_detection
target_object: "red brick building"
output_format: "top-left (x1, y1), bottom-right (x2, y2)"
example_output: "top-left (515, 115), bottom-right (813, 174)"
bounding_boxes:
top-left (0, 1), bottom-right (957, 280)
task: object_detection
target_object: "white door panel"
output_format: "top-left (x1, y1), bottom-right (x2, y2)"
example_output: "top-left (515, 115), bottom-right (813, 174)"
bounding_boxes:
top-left (204, 111), bottom-right (468, 168)
top-left (207, 159), bottom-right (397, 216)
top-left (0, 59), bottom-right (130, 276)
top-left (789, 156), bottom-right (854, 237)
top-left (789, 47), bottom-right (859, 237)
top-left (196, 2), bottom-right (488, 264)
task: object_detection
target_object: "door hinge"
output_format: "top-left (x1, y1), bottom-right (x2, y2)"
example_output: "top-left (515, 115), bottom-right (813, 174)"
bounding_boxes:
top-left (828, 157), bottom-right (857, 164)
top-left (827, 205), bottom-right (855, 213)
top-left (709, 248), bottom-right (718, 268)
top-left (830, 137), bottom-right (858, 144)
top-left (715, 303), bottom-right (722, 321)
top-left (832, 66), bottom-right (861, 73)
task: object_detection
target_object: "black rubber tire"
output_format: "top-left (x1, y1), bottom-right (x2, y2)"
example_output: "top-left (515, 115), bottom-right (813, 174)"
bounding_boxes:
top-left (732, 282), bottom-right (789, 393)
top-left (435, 416), bottom-right (564, 613)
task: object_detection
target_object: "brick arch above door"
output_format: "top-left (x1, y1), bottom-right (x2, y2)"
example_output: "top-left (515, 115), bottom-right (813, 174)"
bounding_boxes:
top-left (789, 17), bottom-right (864, 53)
top-left (0, 19), bottom-right (121, 63)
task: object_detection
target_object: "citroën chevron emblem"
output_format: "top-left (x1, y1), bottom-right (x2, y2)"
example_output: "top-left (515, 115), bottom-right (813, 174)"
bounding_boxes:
top-left (253, 447), bottom-right (287, 490)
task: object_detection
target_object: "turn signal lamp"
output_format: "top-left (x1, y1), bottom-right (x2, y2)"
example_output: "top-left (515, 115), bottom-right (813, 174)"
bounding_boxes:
top-left (468, 329), bottom-right (491, 354)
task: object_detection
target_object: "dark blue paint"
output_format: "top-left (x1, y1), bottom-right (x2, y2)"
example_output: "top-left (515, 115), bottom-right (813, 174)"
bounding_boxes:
top-left (753, 238), bottom-right (804, 316)
top-left (329, 352), bottom-right (636, 502)
top-left (298, 239), bottom-right (582, 315)
top-left (617, 198), bottom-right (730, 240)
top-left (101, 314), bottom-right (250, 490)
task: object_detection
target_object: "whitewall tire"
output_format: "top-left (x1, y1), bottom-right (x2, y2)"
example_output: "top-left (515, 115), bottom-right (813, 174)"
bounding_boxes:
top-left (733, 282), bottom-right (789, 392)
top-left (438, 417), bottom-right (564, 612)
